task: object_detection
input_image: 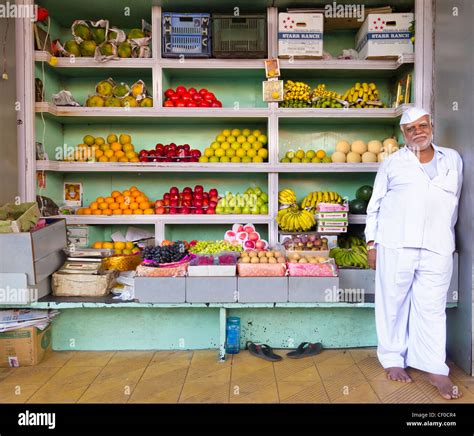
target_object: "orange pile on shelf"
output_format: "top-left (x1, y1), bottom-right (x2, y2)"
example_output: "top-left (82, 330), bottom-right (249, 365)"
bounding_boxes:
top-left (77, 186), bottom-right (154, 215)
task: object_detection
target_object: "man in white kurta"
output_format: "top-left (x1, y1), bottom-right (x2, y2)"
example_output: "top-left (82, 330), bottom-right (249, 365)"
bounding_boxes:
top-left (365, 107), bottom-right (463, 400)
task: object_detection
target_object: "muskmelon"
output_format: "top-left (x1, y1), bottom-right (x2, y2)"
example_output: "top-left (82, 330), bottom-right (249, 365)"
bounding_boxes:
top-left (367, 140), bottom-right (383, 154)
top-left (331, 151), bottom-right (347, 163)
top-left (347, 151), bottom-right (362, 163)
top-left (335, 140), bottom-right (351, 154)
top-left (351, 140), bottom-right (368, 155)
top-left (362, 151), bottom-right (377, 163)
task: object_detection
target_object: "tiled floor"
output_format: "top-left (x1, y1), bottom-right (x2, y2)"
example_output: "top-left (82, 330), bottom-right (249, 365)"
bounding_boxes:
top-left (0, 348), bottom-right (473, 403)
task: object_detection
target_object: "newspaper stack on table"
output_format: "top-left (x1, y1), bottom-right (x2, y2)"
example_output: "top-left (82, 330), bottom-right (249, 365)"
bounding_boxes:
top-left (0, 309), bottom-right (59, 332)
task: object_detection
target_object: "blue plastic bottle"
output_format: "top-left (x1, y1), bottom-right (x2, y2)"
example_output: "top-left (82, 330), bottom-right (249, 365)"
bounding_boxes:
top-left (225, 316), bottom-right (241, 354)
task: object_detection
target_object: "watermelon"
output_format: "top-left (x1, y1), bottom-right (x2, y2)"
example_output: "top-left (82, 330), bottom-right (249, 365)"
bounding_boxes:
top-left (356, 185), bottom-right (373, 202)
top-left (350, 199), bottom-right (368, 214)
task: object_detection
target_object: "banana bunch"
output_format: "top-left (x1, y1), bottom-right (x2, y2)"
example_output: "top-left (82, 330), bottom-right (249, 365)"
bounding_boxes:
top-left (283, 80), bottom-right (311, 103)
top-left (278, 188), bottom-right (297, 205)
top-left (276, 206), bottom-right (316, 232)
top-left (338, 235), bottom-right (366, 249)
top-left (330, 245), bottom-right (369, 268)
top-left (301, 191), bottom-right (343, 212)
top-left (312, 84), bottom-right (343, 100)
top-left (342, 82), bottom-right (386, 108)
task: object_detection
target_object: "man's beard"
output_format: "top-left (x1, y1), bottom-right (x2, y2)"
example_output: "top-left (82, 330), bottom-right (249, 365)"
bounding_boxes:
top-left (406, 133), bottom-right (433, 152)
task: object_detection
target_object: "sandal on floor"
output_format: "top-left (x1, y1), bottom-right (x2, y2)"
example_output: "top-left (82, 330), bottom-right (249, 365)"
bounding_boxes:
top-left (246, 341), bottom-right (283, 362)
top-left (286, 342), bottom-right (323, 359)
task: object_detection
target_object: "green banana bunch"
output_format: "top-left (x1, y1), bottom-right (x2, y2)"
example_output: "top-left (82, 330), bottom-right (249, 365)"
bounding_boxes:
top-left (330, 247), bottom-right (369, 269)
top-left (279, 188), bottom-right (297, 205)
top-left (276, 206), bottom-right (316, 232)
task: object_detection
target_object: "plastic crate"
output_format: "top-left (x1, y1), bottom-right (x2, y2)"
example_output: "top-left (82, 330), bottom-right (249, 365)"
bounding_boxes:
top-left (212, 14), bottom-right (267, 58)
top-left (162, 12), bottom-right (211, 58)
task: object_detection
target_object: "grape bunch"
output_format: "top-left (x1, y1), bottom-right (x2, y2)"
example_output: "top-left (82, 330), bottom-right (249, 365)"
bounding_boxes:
top-left (188, 240), bottom-right (242, 255)
top-left (142, 241), bottom-right (188, 264)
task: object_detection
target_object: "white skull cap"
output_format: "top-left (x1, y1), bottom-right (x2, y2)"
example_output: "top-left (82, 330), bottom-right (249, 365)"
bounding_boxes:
top-left (400, 106), bottom-right (430, 125)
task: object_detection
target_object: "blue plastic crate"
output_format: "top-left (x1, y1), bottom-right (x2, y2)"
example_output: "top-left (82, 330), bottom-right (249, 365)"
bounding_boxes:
top-left (162, 12), bottom-right (211, 58)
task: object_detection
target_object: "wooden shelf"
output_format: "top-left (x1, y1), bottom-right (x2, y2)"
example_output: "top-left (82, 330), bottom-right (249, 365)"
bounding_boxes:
top-left (50, 214), bottom-right (273, 225)
top-left (35, 51), bottom-right (154, 68)
top-left (36, 161), bottom-right (379, 173)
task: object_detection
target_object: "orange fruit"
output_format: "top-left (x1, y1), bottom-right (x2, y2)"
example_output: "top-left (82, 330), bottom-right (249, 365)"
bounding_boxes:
top-left (123, 144), bottom-right (134, 153)
top-left (123, 209), bottom-right (133, 215)
top-left (76, 208), bottom-right (84, 215)
top-left (105, 197), bottom-right (114, 204)
top-left (123, 190), bottom-right (131, 197)
top-left (115, 150), bottom-right (125, 158)
top-left (135, 195), bottom-right (146, 203)
top-left (92, 242), bottom-right (103, 248)
top-left (118, 157), bottom-right (129, 162)
top-left (107, 134), bottom-right (118, 144)
top-left (98, 156), bottom-right (108, 162)
top-left (316, 150), bottom-right (326, 159)
top-left (125, 151), bottom-right (136, 160)
top-left (130, 186), bottom-right (138, 191)
top-left (104, 150), bottom-right (114, 158)
top-left (131, 190), bottom-right (141, 198)
top-left (99, 202), bottom-right (108, 210)
top-left (123, 196), bottom-right (132, 206)
top-left (95, 137), bottom-right (105, 146)
top-left (111, 191), bottom-right (121, 198)
top-left (120, 202), bottom-right (129, 210)
top-left (129, 202), bottom-right (139, 210)
top-left (109, 203), bottom-right (119, 210)
top-left (96, 197), bottom-right (105, 203)
top-left (111, 142), bottom-right (122, 152)
top-left (129, 157), bottom-right (140, 162)
top-left (90, 202), bottom-right (99, 210)
top-left (133, 209), bottom-right (143, 215)
top-left (92, 210), bottom-right (102, 215)
top-left (116, 195), bottom-right (125, 203)
top-left (108, 156), bottom-right (118, 162)
top-left (139, 201), bottom-right (150, 210)
top-left (143, 208), bottom-right (154, 214)
top-left (94, 149), bottom-right (104, 158)
top-left (103, 209), bottom-right (112, 216)
top-left (119, 134), bottom-right (132, 145)
top-left (112, 209), bottom-right (123, 215)
top-left (83, 208), bottom-right (92, 215)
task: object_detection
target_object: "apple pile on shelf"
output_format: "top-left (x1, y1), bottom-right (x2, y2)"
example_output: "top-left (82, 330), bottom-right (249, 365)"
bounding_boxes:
top-left (216, 187), bottom-right (269, 215)
top-left (225, 223), bottom-right (269, 251)
top-left (154, 185), bottom-right (219, 215)
top-left (163, 86), bottom-right (223, 108)
top-left (138, 143), bottom-right (201, 162)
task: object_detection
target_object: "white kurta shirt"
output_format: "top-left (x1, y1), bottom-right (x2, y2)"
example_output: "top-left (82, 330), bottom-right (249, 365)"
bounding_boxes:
top-left (365, 144), bottom-right (463, 256)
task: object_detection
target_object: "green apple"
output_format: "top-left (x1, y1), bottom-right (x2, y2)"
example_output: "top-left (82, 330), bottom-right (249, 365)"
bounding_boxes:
top-left (260, 192), bottom-right (269, 202)
top-left (291, 157), bottom-right (301, 163)
top-left (228, 198), bottom-right (236, 208)
top-left (242, 206), bottom-right (251, 214)
top-left (233, 206), bottom-right (242, 214)
top-left (254, 187), bottom-right (262, 197)
top-left (259, 204), bottom-right (268, 214)
top-left (256, 198), bottom-right (265, 207)
top-left (219, 198), bottom-right (227, 207)
top-left (224, 207), bottom-right (233, 214)
top-left (251, 206), bottom-right (260, 214)
top-left (280, 158), bottom-right (290, 163)
top-left (302, 158), bottom-right (311, 163)
top-left (216, 206), bottom-right (224, 214)
top-left (286, 151), bottom-right (295, 159)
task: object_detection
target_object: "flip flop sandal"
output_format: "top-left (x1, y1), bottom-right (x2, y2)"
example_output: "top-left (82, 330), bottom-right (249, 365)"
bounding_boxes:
top-left (246, 341), bottom-right (283, 362)
top-left (286, 342), bottom-right (323, 359)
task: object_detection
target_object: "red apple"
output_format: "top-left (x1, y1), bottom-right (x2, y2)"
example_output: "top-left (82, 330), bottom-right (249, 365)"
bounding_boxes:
top-left (169, 207), bottom-right (178, 214)
top-left (248, 232), bottom-right (260, 242)
top-left (155, 200), bottom-right (164, 208)
top-left (182, 199), bottom-right (192, 207)
top-left (244, 240), bottom-right (256, 249)
top-left (170, 187), bottom-right (179, 195)
top-left (194, 185), bottom-right (204, 194)
top-left (175, 100), bottom-right (186, 107)
top-left (209, 200), bottom-right (217, 208)
top-left (204, 92), bottom-right (216, 102)
top-left (256, 240), bottom-right (267, 250)
top-left (139, 149), bottom-right (148, 157)
top-left (164, 89), bottom-right (175, 98)
top-left (236, 225), bottom-right (244, 233)
top-left (170, 198), bottom-right (179, 207)
top-left (164, 100), bottom-right (175, 107)
top-left (193, 194), bottom-right (203, 202)
top-left (192, 93), bottom-right (202, 102)
top-left (155, 206), bottom-right (165, 214)
top-left (195, 207), bottom-right (204, 214)
top-left (164, 193), bottom-right (170, 200)
top-left (190, 157), bottom-right (199, 162)
top-left (183, 193), bottom-right (193, 201)
top-left (244, 225), bottom-right (255, 233)
top-left (199, 100), bottom-right (210, 107)
top-left (193, 199), bottom-right (203, 208)
top-left (206, 207), bottom-right (215, 214)
top-left (163, 199), bottom-right (170, 206)
top-left (190, 149), bottom-right (201, 158)
top-left (188, 88), bottom-right (197, 95)
top-left (183, 187), bottom-right (192, 194)
top-left (203, 199), bottom-right (209, 207)
top-left (155, 143), bottom-right (164, 151)
top-left (181, 207), bottom-right (191, 214)
top-left (183, 144), bottom-right (190, 152)
top-left (176, 85), bottom-right (186, 95)
top-left (209, 188), bottom-right (218, 198)
top-left (169, 94), bottom-right (179, 102)
top-left (181, 92), bottom-right (192, 102)
top-left (210, 195), bottom-right (219, 203)
top-left (199, 88), bottom-right (208, 95)
top-left (211, 101), bottom-right (223, 108)
top-left (203, 192), bottom-right (209, 199)
top-left (237, 231), bottom-right (248, 241)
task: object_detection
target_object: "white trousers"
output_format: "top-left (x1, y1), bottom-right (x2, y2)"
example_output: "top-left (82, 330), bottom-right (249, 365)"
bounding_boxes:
top-left (375, 244), bottom-right (453, 376)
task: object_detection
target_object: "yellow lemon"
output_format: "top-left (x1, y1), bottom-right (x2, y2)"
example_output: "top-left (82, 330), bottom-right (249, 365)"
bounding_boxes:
top-left (107, 134), bottom-right (118, 144)
top-left (119, 134), bottom-right (131, 145)
top-left (114, 241), bottom-right (126, 250)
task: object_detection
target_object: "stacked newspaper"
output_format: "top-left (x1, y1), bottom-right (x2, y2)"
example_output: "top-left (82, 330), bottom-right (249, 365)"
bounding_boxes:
top-left (0, 309), bottom-right (59, 332)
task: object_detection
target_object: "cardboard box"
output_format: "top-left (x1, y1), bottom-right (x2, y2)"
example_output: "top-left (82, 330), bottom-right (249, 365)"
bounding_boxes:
top-left (355, 13), bottom-right (414, 60)
top-left (278, 13), bottom-right (323, 58)
top-left (0, 324), bottom-right (52, 367)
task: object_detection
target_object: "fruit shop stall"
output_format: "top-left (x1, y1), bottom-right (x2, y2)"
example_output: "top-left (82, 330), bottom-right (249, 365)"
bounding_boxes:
top-left (9, 0), bottom-right (446, 358)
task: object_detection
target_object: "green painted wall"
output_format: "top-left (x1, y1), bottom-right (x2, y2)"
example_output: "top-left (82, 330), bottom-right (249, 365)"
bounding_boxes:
top-left (50, 307), bottom-right (376, 351)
